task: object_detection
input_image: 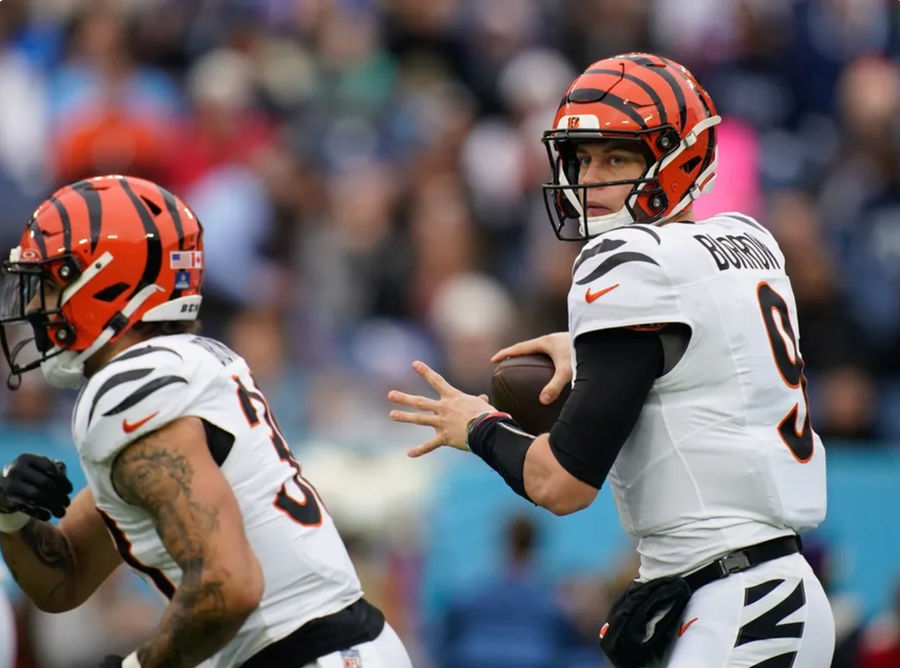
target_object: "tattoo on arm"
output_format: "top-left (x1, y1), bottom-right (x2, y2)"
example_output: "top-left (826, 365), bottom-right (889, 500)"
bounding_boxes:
top-left (0, 519), bottom-right (75, 610)
top-left (112, 430), bottom-right (244, 668)
top-left (19, 521), bottom-right (75, 574)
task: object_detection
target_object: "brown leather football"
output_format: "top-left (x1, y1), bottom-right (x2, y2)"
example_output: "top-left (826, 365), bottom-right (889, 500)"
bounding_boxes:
top-left (490, 353), bottom-right (571, 435)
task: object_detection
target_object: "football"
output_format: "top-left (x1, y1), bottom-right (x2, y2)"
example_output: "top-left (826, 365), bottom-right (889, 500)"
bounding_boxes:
top-left (490, 353), bottom-right (571, 435)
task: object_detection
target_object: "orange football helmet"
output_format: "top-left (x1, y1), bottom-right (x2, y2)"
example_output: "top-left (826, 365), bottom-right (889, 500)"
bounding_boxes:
top-left (0, 175), bottom-right (203, 388)
top-left (542, 52), bottom-right (721, 239)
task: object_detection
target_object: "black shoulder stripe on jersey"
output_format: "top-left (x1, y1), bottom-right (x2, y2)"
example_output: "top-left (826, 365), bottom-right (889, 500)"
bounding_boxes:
top-left (202, 419), bottom-right (234, 466)
top-left (585, 68), bottom-right (668, 126)
top-left (735, 580), bottom-right (805, 647)
top-left (102, 375), bottom-right (188, 417)
top-left (584, 224), bottom-right (661, 245)
top-left (119, 178), bottom-right (162, 299)
top-left (725, 213), bottom-right (768, 234)
top-left (71, 180), bottom-right (103, 253)
top-left (744, 578), bottom-right (783, 606)
top-left (747, 652), bottom-right (798, 668)
top-left (574, 251), bottom-right (659, 285)
top-left (626, 225), bottom-right (661, 244)
top-left (573, 238), bottom-right (627, 275)
top-left (107, 345), bottom-right (184, 367)
top-left (72, 384), bottom-right (87, 431)
top-left (49, 196), bottom-right (72, 255)
top-left (89, 367), bottom-right (154, 424)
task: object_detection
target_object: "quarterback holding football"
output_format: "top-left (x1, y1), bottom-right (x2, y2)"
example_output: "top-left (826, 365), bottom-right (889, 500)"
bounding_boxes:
top-left (389, 53), bottom-right (834, 667)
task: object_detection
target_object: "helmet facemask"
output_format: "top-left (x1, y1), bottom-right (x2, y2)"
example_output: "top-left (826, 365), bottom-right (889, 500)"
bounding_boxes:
top-left (0, 252), bottom-right (81, 389)
top-left (541, 131), bottom-right (666, 240)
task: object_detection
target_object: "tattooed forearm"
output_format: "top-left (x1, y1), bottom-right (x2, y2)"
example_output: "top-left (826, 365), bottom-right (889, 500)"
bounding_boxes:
top-left (19, 520), bottom-right (75, 573)
top-left (0, 519), bottom-right (73, 610)
top-left (137, 563), bottom-right (247, 668)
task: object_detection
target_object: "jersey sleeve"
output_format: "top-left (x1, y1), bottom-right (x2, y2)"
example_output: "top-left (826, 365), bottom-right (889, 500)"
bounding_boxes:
top-left (568, 227), bottom-right (686, 339)
top-left (74, 345), bottom-right (210, 464)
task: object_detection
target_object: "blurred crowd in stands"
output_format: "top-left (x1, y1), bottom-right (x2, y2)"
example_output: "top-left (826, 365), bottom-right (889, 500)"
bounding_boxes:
top-left (2, 0), bottom-right (900, 666)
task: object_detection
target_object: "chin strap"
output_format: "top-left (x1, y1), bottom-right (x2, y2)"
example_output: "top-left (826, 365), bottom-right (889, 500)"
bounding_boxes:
top-left (662, 151), bottom-right (719, 222)
top-left (42, 284), bottom-right (165, 388)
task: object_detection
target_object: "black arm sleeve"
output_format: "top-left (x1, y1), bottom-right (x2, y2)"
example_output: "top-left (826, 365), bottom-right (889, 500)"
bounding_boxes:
top-left (548, 327), bottom-right (664, 489)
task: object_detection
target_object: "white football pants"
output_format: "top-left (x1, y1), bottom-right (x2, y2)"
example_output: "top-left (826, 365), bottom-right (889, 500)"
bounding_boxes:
top-left (0, 590), bottom-right (15, 668)
top-left (301, 622), bottom-right (413, 668)
top-left (661, 552), bottom-right (834, 667)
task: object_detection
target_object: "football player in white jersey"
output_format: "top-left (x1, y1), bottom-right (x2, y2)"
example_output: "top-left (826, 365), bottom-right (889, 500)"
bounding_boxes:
top-left (388, 53), bottom-right (834, 667)
top-left (0, 175), bottom-right (412, 668)
top-left (0, 565), bottom-right (15, 668)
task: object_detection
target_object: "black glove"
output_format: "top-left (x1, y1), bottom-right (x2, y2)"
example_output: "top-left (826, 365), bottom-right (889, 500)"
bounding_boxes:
top-left (98, 656), bottom-right (124, 668)
top-left (0, 454), bottom-right (73, 521)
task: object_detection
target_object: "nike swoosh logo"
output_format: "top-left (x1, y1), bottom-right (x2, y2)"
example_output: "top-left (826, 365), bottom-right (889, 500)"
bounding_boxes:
top-left (122, 411), bottom-right (159, 433)
top-left (679, 617), bottom-right (699, 637)
top-left (585, 283), bottom-right (619, 303)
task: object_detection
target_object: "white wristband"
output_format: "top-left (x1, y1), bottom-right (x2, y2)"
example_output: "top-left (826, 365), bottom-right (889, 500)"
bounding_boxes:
top-left (122, 651), bottom-right (142, 668)
top-left (0, 511), bottom-right (30, 533)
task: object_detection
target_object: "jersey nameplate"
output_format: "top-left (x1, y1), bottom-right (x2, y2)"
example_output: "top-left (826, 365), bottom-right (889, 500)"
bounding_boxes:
top-left (693, 232), bottom-right (780, 272)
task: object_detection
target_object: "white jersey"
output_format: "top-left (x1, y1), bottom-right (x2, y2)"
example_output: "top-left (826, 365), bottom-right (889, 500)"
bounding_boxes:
top-left (0, 565), bottom-right (13, 668)
top-left (72, 334), bottom-right (363, 667)
top-left (568, 213), bottom-right (827, 580)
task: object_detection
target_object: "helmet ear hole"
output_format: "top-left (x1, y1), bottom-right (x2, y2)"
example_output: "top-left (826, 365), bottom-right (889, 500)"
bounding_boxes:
top-left (656, 130), bottom-right (679, 152)
top-left (649, 193), bottom-right (667, 212)
top-left (51, 323), bottom-right (75, 348)
top-left (55, 257), bottom-right (82, 284)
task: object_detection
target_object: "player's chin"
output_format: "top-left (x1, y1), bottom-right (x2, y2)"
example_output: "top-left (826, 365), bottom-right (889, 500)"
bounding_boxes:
top-left (587, 205), bottom-right (613, 217)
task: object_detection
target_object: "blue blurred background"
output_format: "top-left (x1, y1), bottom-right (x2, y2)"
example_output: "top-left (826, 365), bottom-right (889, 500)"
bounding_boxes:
top-left (1, 0), bottom-right (900, 666)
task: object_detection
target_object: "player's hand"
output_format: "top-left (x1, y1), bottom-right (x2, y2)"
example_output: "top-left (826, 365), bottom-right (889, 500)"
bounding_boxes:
top-left (0, 454), bottom-right (73, 521)
top-left (388, 361), bottom-right (495, 457)
top-left (491, 332), bottom-right (573, 404)
top-left (97, 656), bottom-right (124, 667)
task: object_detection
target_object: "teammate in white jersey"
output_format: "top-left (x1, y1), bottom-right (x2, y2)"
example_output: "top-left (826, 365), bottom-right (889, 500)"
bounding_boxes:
top-left (0, 175), bottom-right (412, 668)
top-left (388, 53), bottom-right (834, 667)
top-left (0, 565), bottom-right (15, 668)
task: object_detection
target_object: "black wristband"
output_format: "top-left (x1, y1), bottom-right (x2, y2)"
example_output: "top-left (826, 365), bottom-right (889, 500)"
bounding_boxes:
top-left (466, 412), bottom-right (535, 502)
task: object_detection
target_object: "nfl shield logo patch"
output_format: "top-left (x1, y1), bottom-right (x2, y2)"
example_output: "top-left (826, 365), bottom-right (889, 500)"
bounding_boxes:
top-left (341, 648), bottom-right (362, 667)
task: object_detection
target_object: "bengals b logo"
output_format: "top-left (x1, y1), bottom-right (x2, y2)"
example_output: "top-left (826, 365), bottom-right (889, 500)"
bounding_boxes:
top-left (567, 116), bottom-right (580, 129)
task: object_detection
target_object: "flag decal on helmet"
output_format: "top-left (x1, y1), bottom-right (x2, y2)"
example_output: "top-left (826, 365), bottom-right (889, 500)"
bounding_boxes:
top-left (169, 251), bottom-right (203, 269)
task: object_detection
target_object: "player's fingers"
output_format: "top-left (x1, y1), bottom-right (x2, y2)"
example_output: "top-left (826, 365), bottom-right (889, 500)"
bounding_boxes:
top-left (407, 438), bottom-right (444, 458)
top-left (386, 390), bottom-right (438, 412)
top-left (411, 361), bottom-right (455, 396)
top-left (490, 338), bottom-right (545, 362)
top-left (540, 372), bottom-right (570, 405)
top-left (389, 409), bottom-right (439, 427)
